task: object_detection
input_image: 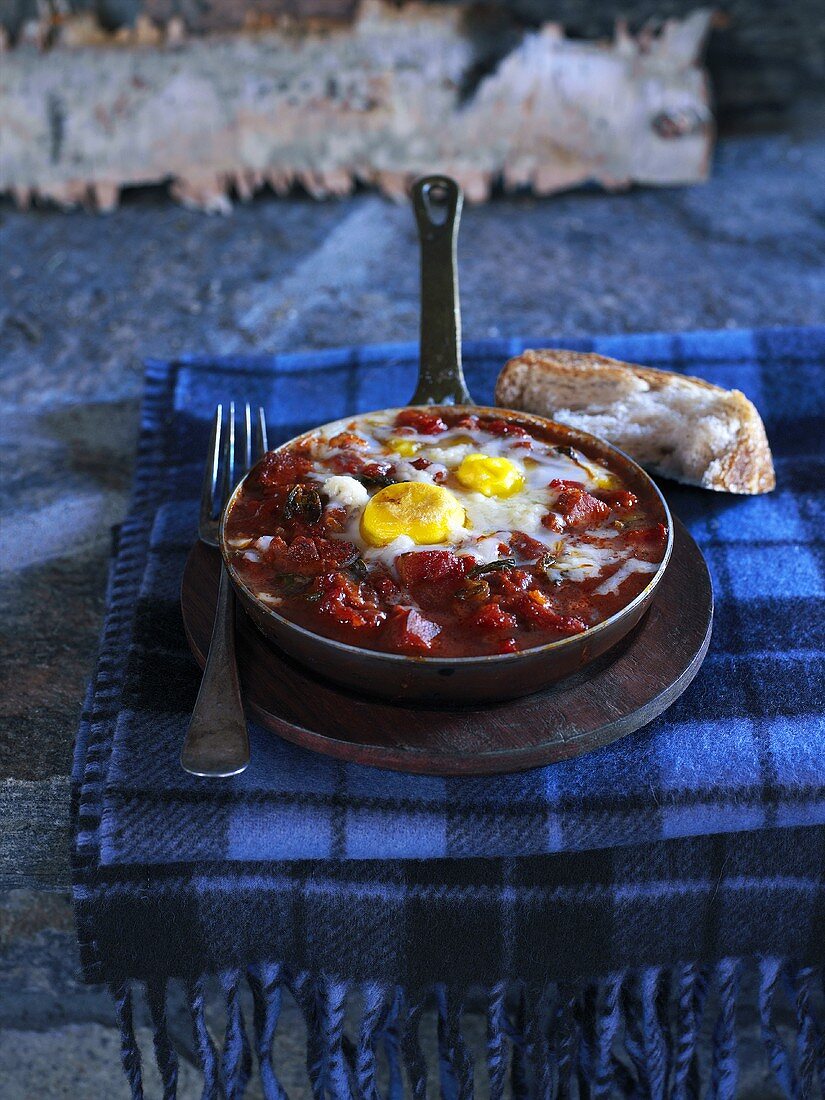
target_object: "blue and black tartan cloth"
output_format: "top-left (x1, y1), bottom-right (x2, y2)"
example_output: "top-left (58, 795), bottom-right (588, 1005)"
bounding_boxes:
top-left (72, 328), bottom-right (825, 1099)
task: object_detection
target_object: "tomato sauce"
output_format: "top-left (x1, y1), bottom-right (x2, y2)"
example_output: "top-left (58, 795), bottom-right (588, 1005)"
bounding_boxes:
top-left (224, 408), bottom-right (668, 657)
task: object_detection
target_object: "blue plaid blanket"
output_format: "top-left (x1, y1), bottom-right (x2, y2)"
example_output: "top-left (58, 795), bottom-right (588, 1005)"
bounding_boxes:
top-left (72, 328), bottom-right (825, 1099)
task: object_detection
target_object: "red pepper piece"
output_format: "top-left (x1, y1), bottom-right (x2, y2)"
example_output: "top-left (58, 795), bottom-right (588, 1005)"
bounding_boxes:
top-left (554, 488), bottom-right (611, 529)
top-left (323, 507), bottom-right (348, 533)
top-left (624, 522), bottom-right (668, 550)
top-left (280, 536), bottom-right (359, 575)
top-left (317, 599), bottom-right (383, 630)
top-left (549, 478), bottom-right (586, 491)
top-left (317, 602), bottom-right (365, 628)
top-left (595, 489), bottom-right (638, 510)
top-left (285, 535), bottom-right (321, 572)
top-left (509, 591), bottom-right (586, 634)
top-left (541, 513), bottom-right (564, 533)
top-left (256, 535), bottom-right (289, 563)
top-left (256, 450), bottom-right (312, 487)
top-left (328, 452), bottom-right (361, 476)
top-left (368, 564), bottom-right (403, 603)
top-left (396, 550), bottom-right (465, 588)
top-left (495, 569), bottom-right (532, 596)
top-left (314, 571), bottom-right (385, 629)
top-left (396, 551), bottom-right (468, 612)
top-left (328, 431), bottom-right (369, 449)
top-left (394, 409), bottom-right (449, 435)
top-left (362, 461), bottom-right (395, 480)
top-left (386, 607), bottom-right (441, 651)
top-left (472, 602), bottom-right (518, 633)
top-left (322, 538), bottom-right (360, 567)
top-left (485, 418), bottom-right (528, 437)
top-left (510, 531), bottom-right (546, 561)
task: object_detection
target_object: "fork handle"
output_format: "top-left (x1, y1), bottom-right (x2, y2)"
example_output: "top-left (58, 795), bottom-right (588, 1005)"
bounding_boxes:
top-left (181, 564), bottom-right (250, 777)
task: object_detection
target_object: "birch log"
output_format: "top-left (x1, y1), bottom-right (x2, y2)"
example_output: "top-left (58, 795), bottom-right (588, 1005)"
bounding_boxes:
top-left (0, 1), bottom-right (714, 211)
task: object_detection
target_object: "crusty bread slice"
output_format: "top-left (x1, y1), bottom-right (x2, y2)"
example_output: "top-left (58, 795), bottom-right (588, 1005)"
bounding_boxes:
top-left (495, 349), bottom-right (775, 494)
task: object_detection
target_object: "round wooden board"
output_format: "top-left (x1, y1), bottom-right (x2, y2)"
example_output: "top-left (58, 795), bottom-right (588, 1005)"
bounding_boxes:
top-left (181, 517), bottom-right (712, 775)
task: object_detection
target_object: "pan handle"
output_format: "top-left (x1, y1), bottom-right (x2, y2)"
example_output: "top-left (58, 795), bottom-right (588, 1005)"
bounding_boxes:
top-left (410, 175), bottom-right (473, 405)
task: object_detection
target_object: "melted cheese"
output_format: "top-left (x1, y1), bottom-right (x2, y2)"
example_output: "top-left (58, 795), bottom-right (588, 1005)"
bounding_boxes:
top-left (393, 459), bottom-right (449, 484)
top-left (296, 410), bottom-right (648, 586)
top-left (322, 475), bottom-right (369, 510)
top-left (471, 534), bottom-right (513, 564)
top-left (593, 559), bottom-right (659, 595)
top-left (423, 442), bottom-right (475, 466)
top-left (462, 491), bottom-right (546, 539)
top-left (363, 534), bottom-right (416, 569)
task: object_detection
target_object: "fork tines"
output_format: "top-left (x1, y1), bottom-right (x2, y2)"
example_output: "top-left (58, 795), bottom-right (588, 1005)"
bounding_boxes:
top-left (200, 402), bottom-right (268, 542)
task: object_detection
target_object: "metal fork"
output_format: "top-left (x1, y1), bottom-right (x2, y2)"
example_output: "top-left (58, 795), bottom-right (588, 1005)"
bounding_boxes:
top-left (181, 402), bottom-right (268, 777)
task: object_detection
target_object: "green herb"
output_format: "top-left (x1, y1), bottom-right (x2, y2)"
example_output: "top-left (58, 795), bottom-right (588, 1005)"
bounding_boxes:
top-left (273, 572), bottom-right (312, 596)
top-left (455, 577), bottom-right (491, 604)
top-left (284, 485), bottom-right (323, 524)
top-left (334, 546), bottom-right (369, 580)
top-left (348, 556), bottom-right (369, 581)
top-left (537, 551), bottom-right (566, 586)
top-left (358, 472), bottom-right (397, 489)
top-left (467, 557), bottom-right (516, 578)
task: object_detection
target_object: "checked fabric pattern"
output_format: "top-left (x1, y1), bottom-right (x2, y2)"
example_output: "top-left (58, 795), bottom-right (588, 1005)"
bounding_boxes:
top-left (72, 326), bottom-right (825, 989)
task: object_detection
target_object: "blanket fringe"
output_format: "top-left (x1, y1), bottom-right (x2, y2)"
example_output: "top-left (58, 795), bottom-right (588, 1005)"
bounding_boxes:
top-left (186, 975), bottom-right (222, 1099)
top-left (248, 962), bottom-right (288, 1100)
top-left (219, 969), bottom-right (253, 1098)
top-left (400, 993), bottom-right (428, 1099)
top-left (672, 962), bottom-right (708, 1098)
top-left (111, 980), bottom-right (144, 1097)
top-left (147, 979), bottom-right (179, 1099)
top-left (110, 957), bottom-right (825, 1098)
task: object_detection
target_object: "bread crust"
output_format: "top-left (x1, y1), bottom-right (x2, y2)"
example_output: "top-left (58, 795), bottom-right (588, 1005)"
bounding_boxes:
top-left (495, 349), bottom-right (776, 494)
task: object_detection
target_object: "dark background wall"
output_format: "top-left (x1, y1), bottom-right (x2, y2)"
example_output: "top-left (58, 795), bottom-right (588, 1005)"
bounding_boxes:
top-left (2, 0), bottom-right (824, 119)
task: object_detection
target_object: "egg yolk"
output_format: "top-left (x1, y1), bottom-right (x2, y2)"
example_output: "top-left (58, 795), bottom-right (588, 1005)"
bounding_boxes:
top-left (361, 482), bottom-right (466, 547)
top-left (387, 438), bottom-right (419, 457)
top-left (455, 453), bottom-right (525, 498)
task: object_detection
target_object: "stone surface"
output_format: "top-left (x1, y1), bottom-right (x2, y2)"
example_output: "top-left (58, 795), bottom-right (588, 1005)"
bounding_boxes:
top-left (0, 1023), bottom-right (205, 1098)
top-left (0, 781), bottom-right (71, 888)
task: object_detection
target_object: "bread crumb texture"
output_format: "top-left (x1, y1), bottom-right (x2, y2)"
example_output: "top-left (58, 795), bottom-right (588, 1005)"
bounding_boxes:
top-left (495, 351), bottom-right (775, 495)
